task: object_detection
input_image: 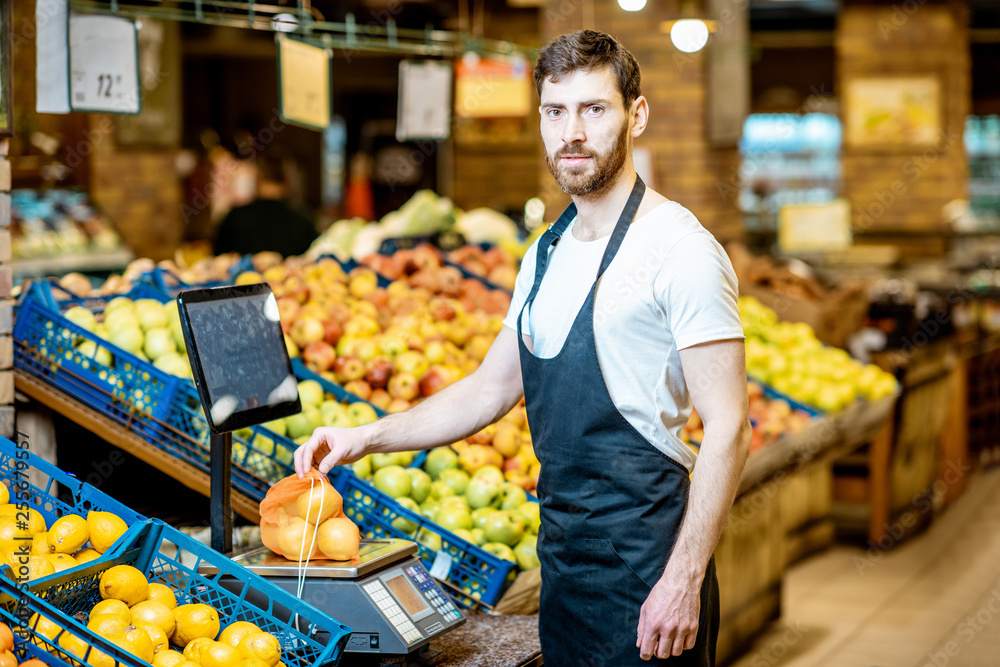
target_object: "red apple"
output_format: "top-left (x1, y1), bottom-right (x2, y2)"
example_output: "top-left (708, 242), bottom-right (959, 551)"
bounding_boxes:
top-left (343, 380), bottom-right (373, 401)
top-left (332, 355), bottom-right (366, 384)
top-left (302, 341), bottom-right (336, 373)
top-left (411, 244), bottom-right (442, 271)
top-left (364, 288), bottom-right (390, 310)
top-left (387, 398), bottom-right (412, 414)
top-left (290, 316), bottom-right (325, 348)
top-left (369, 389), bottom-right (392, 411)
top-left (276, 297), bottom-right (301, 333)
top-left (419, 365), bottom-right (453, 397)
top-left (364, 356), bottom-right (395, 389)
top-left (282, 275), bottom-right (310, 304)
top-left (437, 266), bottom-right (464, 297)
top-left (428, 299), bottom-right (456, 322)
top-left (387, 372), bottom-right (419, 401)
top-left (323, 318), bottom-right (344, 346)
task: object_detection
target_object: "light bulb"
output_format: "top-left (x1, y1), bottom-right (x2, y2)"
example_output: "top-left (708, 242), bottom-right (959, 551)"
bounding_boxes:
top-left (618, 0), bottom-right (647, 12)
top-left (670, 19), bottom-right (709, 53)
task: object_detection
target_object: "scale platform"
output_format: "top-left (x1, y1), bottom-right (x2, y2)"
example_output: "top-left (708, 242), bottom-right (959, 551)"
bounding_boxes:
top-left (199, 539), bottom-right (465, 659)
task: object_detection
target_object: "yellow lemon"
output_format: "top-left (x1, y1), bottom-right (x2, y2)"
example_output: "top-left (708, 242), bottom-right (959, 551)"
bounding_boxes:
top-left (135, 621), bottom-right (169, 654)
top-left (73, 548), bottom-right (101, 564)
top-left (131, 600), bottom-right (175, 636)
top-left (57, 631), bottom-right (91, 664)
top-left (0, 516), bottom-right (31, 551)
top-left (0, 485), bottom-right (8, 506)
top-left (99, 564), bottom-right (149, 606)
top-left (87, 512), bottom-right (128, 554)
top-left (147, 583), bottom-right (178, 610)
top-left (45, 553), bottom-right (78, 573)
top-left (0, 506), bottom-right (14, 517)
top-left (26, 508), bottom-right (47, 536)
top-left (242, 659), bottom-right (272, 667)
top-left (28, 613), bottom-right (61, 641)
top-left (152, 650), bottom-right (187, 667)
top-left (87, 648), bottom-right (118, 667)
top-left (182, 637), bottom-right (216, 662)
top-left (31, 534), bottom-right (53, 556)
top-left (87, 614), bottom-right (128, 639)
top-left (90, 598), bottom-right (131, 623)
top-left (113, 625), bottom-right (154, 663)
top-left (47, 515), bottom-right (88, 554)
top-left (24, 555), bottom-right (55, 580)
top-left (218, 621), bottom-right (262, 649)
top-left (177, 661), bottom-right (201, 667)
top-left (173, 604), bottom-right (220, 648)
top-left (237, 633), bottom-right (281, 667)
top-left (201, 641), bottom-right (244, 667)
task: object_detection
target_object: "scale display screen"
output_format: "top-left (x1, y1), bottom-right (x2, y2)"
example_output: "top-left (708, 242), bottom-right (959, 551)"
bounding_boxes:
top-left (385, 574), bottom-right (428, 618)
top-left (177, 284), bottom-right (301, 433)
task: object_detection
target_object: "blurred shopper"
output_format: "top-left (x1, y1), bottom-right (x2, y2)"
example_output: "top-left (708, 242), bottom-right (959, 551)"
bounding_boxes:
top-left (213, 152), bottom-right (317, 257)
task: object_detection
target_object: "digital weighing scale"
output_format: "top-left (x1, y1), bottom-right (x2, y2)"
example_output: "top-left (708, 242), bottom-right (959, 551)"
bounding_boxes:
top-left (199, 539), bottom-right (465, 665)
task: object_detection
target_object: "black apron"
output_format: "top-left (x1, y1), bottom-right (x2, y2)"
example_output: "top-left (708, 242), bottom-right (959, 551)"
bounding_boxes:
top-left (517, 176), bottom-right (719, 666)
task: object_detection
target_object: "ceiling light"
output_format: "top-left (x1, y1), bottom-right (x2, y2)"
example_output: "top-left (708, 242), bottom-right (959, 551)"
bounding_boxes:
top-left (670, 19), bottom-right (710, 52)
top-left (618, 0), bottom-right (647, 11)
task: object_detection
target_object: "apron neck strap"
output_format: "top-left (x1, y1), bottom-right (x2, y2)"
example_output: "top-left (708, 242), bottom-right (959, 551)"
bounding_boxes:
top-left (597, 175), bottom-right (645, 281)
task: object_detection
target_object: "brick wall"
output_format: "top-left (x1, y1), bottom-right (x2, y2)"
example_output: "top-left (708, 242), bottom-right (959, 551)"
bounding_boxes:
top-left (838, 1), bottom-right (970, 254)
top-left (0, 139), bottom-right (13, 440)
top-left (538, 0), bottom-right (743, 241)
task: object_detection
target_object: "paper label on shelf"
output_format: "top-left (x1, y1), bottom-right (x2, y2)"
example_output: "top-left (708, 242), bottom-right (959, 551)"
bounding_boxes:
top-left (778, 198), bottom-right (852, 254)
top-left (397, 61), bottom-right (452, 141)
top-left (429, 550), bottom-right (453, 580)
top-left (69, 13), bottom-right (141, 114)
top-left (36, 0), bottom-right (70, 114)
top-left (278, 37), bottom-right (331, 130)
top-left (454, 55), bottom-right (531, 118)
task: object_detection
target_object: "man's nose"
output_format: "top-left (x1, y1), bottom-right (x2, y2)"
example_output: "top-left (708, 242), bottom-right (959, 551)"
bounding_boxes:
top-left (562, 115), bottom-right (585, 145)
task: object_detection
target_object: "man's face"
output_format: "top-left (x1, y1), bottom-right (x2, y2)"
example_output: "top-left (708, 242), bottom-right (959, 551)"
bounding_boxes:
top-left (539, 67), bottom-right (631, 198)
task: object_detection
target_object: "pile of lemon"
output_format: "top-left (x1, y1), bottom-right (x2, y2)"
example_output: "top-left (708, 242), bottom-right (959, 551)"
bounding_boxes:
top-left (0, 484), bottom-right (130, 581)
top-left (29, 564), bottom-right (286, 667)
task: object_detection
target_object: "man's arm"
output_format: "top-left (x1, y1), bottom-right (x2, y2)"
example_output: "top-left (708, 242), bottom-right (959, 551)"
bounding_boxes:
top-left (637, 338), bottom-right (750, 660)
top-left (293, 326), bottom-right (524, 477)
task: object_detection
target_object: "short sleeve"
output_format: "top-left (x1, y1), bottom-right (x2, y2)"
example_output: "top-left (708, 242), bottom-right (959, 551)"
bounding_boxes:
top-left (653, 232), bottom-right (744, 350)
top-left (502, 236), bottom-right (541, 332)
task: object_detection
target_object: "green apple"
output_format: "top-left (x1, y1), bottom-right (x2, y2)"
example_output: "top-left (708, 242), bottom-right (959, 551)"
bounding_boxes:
top-left (171, 322), bottom-right (187, 352)
top-left (65, 306), bottom-right (97, 332)
top-left (451, 528), bottom-right (476, 544)
top-left (136, 302), bottom-right (168, 331)
top-left (419, 500), bottom-right (440, 522)
top-left (514, 535), bottom-right (539, 570)
top-left (466, 478), bottom-right (501, 509)
top-left (263, 418), bottom-right (287, 437)
top-left (439, 496), bottom-right (469, 513)
top-left (472, 465), bottom-right (504, 487)
top-left (303, 407), bottom-right (324, 431)
top-left (105, 296), bottom-right (134, 316)
top-left (470, 528), bottom-right (487, 546)
top-left (391, 497), bottom-right (420, 535)
top-left (472, 507), bottom-right (498, 530)
top-left (322, 409), bottom-right (355, 429)
top-left (371, 452), bottom-right (403, 471)
top-left (234, 427), bottom-right (254, 442)
top-left (435, 506), bottom-right (472, 533)
top-left (294, 436), bottom-right (309, 445)
top-left (297, 380), bottom-right (324, 408)
top-left (516, 502), bottom-right (541, 534)
top-left (439, 469), bottom-right (470, 496)
top-left (397, 451), bottom-right (417, 466)
top-left (430, 480), bottom-right (455, 501)
top-left (424, 447), bottom-right (459, 480)
top-left (143, 327), bottom-right (176, 360)
top-left (77, 340), bottom-right (112, 367)
top-left (347, 403), bottom-right (379, 426)
top-left (373, 465), bottom-right (411, 498)
top-left (416, 530), bottom-right (442, 552)
top-left (285, 413), bottom-right (313, 440)
top-left (320, 399), bottom-right (347, 420)
top-left (153, 352), bottom-right (190, 378)
top-left (352, 455), bottom-right (373, 479)
top-left (484, 512), bottom-right (524, 546)
top-left (482, 542), bottom-right (516, 563)
top-left (253, 435), bottom-right (275, 458)
top-left (105, 308), bottom-right (140, 332)
top-left (407, 468), bottom-right (433, 503)
top-left (499, 483), bottom-right (527, 511)
top-left (108, 324), bottom-right (144, 355)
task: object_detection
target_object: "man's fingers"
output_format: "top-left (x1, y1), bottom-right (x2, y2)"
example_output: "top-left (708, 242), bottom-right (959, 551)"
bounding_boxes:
top-left (636, 605), bottom-right (646, 648)
top-left (684, 629), bottom-right (697, 651)
top-left (295, 431), bottom-right (325, 477)
top-left (638, 627), bottom-right (658, 661)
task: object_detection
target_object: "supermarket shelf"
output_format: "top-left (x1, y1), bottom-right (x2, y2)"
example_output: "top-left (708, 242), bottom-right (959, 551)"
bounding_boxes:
top-left (13, 248), bottom-right (135, 279)
top-left (15, 370), bottom-right (261, 523)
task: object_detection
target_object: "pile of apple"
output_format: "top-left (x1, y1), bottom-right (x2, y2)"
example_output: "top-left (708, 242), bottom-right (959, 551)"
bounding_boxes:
top-left (445, 245), bottom-right (519, 292)
top-left (359, 244), bottom-right (513, 315)
top-left (681, 382), bottom-right (813, 454)
top-left (740, 296), bottom-right (898, 413)
top-left (352, 449), bottom-right (540, 578)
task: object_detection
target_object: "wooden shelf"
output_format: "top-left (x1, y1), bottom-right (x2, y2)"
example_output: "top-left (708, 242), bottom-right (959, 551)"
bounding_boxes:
top-left (15, 371), bottom-right (260, 523)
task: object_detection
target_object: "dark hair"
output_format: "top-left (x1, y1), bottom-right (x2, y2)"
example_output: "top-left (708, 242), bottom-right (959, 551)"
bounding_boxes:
top-left (255, 153), bottom-right (288, 186)
top-left (534, 30), bottom-right (642, 109)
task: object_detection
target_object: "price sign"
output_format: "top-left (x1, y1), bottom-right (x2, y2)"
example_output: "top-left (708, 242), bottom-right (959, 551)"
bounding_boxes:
top-left (778, 199), bottom-right (852, 255)
top-left (454, 54), bottom-right (531, 118)
top-left (397, 61), bottom-right (452, 141)
top-left (278, 37), bottom-right (331, 131)
top-left (69, 13), bottom-right (141, 114)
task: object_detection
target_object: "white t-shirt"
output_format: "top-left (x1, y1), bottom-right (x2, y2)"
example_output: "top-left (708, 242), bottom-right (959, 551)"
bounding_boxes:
top-left (503, 201), bottom-right (744, 472)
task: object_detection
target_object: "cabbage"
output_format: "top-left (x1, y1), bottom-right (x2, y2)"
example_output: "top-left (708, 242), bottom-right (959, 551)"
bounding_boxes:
top-left (307, 217), bottom-right (368, 260)
top-left (456, 208), bottom-right (518, 244)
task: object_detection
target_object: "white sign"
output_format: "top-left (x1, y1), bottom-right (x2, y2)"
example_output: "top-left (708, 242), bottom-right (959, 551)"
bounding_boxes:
top-left (397, 61), bottom-right (452, 142)
top-left (69, 13), bottom-right (141, 114)
top-left (36, 0), bottom-right (70, 114)
top-left (778, 199), bottom-right (853, 255)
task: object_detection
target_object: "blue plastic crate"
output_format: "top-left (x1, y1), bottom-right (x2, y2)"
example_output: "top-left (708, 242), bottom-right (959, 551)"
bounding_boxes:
top-left (138, 267), bottom-right (227, 297)
top-left (0, 519), bottom-right (351, 667)
top-left (13, 281), bottom-right (300, 503)
top-left (329, 467), bottom-right (516, 610)
top-left (291, 359), bottom-right (386, 418)
top-left (750, 375), bottom-right (825, 417)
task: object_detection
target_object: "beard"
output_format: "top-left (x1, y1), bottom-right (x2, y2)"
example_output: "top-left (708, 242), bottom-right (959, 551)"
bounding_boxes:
top-left (545, 121), bottom-right (630, 198)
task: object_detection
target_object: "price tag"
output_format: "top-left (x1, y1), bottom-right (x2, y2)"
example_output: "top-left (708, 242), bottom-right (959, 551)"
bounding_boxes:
top-left (429, 550), bottom-right (453, 580)
top-left (397, 61), bottom-right (452, 141)
top-left (278, 37), bottom-right (331, 130)
top-left (778, 198), bottom-right (852, 255)
top-left (454, 54), bottom-right (531, 118)
top-left (36, 0), bottom-right (70, 114)
top-left (69, 12), bottom-right (141, 114)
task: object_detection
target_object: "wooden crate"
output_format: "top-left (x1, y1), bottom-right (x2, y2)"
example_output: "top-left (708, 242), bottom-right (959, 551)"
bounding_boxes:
top-left (779, 462), bottom-right (834, 568)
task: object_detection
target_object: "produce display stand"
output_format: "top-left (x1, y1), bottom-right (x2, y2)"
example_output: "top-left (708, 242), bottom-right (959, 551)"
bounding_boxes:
top-left (13, 370), bottom-right (262, 523)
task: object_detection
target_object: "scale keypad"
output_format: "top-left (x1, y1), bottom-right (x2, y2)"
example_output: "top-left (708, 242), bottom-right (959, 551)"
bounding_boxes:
top-left (362, 581), bottom-right (423, 644)
top-left (406, 565), bottom-right (462, 621)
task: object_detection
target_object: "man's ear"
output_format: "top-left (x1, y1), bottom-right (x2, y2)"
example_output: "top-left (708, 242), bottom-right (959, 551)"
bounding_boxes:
top-left (631, 96), bottom-right (649, 138)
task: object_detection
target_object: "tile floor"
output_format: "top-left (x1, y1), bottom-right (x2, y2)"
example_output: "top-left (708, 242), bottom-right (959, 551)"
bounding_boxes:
top-left (729, 466), bottom-right (1000, 667)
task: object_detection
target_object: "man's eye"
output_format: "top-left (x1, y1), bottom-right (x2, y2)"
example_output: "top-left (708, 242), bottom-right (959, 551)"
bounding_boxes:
top-left (547, 109), bottom-right (562, 118)
top-left (588, 106), bottom-right (603, 115)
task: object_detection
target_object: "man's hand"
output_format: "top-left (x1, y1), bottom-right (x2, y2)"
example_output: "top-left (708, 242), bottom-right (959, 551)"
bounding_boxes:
top-left (636, 570), bottom-right (702, 660)
top-left (293, 426), bottom-right (371, 477)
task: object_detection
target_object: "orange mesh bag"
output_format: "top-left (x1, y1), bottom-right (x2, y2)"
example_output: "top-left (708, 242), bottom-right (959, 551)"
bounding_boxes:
top-left (259, 470), bottom-right (361, 561)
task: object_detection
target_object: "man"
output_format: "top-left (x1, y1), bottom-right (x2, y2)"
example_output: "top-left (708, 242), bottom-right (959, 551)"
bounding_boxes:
top-left (214, 151), bottom-right (317, 258)
top-left (295, 30), bottom-right (750, 665)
